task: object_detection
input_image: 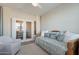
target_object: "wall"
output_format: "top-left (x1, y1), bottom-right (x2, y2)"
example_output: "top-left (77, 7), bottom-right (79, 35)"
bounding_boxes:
top-left (0, 7), bottom-right (1, 36)
top-left (0, 7), bottom-right (3, 36)
top-left (41, 4), bottom-right (79, 33)
top-left (3, 7), bottom-right (40, 37)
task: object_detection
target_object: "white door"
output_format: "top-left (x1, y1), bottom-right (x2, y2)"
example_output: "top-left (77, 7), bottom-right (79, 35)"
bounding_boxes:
top-left (11, 18), bottom-right (34, 41)
top-left (12, 18), bottom-right (26, 40)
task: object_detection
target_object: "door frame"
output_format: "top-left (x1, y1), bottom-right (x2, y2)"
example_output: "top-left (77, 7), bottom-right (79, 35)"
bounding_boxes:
top-left (11, 17), bottom-right (34, 41)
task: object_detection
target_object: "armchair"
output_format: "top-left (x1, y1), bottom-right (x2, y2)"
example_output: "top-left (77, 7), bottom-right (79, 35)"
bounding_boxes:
top-left (0, 36), bottom-right (21, 55)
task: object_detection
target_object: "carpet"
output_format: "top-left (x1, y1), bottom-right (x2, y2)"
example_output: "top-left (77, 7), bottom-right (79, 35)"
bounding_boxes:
top-left (17, 43), bottom-right (48, 55)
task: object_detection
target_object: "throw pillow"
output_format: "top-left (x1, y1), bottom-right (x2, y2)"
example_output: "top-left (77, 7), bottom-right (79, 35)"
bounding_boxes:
top-left (50, 34), bottom-right (57, 39)
top-left (57, 31), bottom-right (65, 41)
top-left (44, 33), bottom-right (50, 37)
top-left (49, 32), bottom-right (60, 39)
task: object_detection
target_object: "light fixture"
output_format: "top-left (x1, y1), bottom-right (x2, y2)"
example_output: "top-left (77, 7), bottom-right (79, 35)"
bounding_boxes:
top-left (32, 3), bottom-right (39, 7)
top-left (32, 3), bottom-right (42, 8)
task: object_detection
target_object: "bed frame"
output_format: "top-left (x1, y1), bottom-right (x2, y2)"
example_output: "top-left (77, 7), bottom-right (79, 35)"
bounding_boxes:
top-left (66, 38), bottom-right (79, 55)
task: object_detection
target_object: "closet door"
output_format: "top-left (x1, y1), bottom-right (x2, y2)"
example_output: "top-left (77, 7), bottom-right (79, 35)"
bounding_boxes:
top-left (0, 7), bottom-right (3, 36)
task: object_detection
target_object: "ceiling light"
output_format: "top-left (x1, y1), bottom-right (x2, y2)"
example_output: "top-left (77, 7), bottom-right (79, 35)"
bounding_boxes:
top-left (32, 3), bottom-right (39, 7)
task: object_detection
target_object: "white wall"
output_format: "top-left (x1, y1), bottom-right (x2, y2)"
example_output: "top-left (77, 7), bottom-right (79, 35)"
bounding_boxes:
top-left (0, 7), bottom-right (3, 36)
top-left (41, 4), bottom-right (79, 33)
top-left (3, 7), bottom-right (40, 37)
top-left (0, 7), bottom-right (1, 36)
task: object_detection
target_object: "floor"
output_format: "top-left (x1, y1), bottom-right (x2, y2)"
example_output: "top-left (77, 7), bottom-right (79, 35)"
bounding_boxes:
top-left (21, 38), bottom-right (35, 42)
top-left (17, 43), bottom-right (48, 55)
top-left (21, 38), bottom-right (34, 45)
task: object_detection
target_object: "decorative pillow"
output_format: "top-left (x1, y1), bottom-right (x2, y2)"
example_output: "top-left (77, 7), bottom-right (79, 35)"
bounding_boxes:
top-left (41, 31), bottom-right (49, 37)
top-left (57, 32), bottom-right (65, 41)
top-left (50, 34), bottom-right (57, 39)
top-left (50, 32), bottom-right (60, 35)
top-left (49, 32), bottom-right (60, 39)
top-left (44, 33), bottom-right (50, 37)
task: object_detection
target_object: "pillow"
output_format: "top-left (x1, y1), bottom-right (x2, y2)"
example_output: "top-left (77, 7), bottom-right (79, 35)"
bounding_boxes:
top-left (49, 32), bottom-right (60, 39)
top-left (41, 31), bottom-right (49, 37)
top-left (57, 32), bottom-right (65, 41)
top-left (44, 33), bottom-right (50, 37)
top-left (50, 31), bottom-right (60, 35)
top-left (50, 34), bottom-right (57, 39)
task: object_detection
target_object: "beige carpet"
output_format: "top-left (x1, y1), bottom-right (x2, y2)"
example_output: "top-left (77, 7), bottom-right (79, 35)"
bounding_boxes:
top-left (17, 43), bottom-right (48, 55)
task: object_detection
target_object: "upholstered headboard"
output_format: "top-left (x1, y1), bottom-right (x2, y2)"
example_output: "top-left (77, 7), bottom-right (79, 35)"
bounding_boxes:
top-left (51, 30), bottom-right (60, 32)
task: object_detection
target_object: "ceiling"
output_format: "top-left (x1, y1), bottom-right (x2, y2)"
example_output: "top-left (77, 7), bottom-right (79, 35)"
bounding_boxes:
top-left (0, 3), bottom-right (60, 16)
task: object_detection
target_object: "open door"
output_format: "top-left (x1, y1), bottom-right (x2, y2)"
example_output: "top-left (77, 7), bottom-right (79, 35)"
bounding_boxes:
top-left (26, 22), bottom-right (32, 39)
top-left (16, 20), bottom-right (23, 40)
top-left (12, 18), bottom-right (34, 41)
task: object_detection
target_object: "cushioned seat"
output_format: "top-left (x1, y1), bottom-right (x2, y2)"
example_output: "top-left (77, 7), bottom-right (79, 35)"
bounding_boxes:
top-left (0, 36), bottom-right (21, 55)
top-left (35, 37), bottom-right (67, 55)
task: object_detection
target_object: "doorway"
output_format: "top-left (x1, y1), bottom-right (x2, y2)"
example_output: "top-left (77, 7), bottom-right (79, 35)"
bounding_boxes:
top-left (34, 21), bottom-right (36, 35)
top-left (26, 22), bottom-right (32, 39)
top-left (12, 18), bottom-right (34, 42)
top-left (16, 20), bottom-right (23, 40)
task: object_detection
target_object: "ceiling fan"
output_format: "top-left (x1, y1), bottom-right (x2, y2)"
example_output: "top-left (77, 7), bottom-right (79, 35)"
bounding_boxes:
top-left (32, 3), bottom-right (42, 8)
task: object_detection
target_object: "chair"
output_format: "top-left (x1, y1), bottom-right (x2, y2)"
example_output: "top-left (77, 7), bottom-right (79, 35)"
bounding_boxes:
top-left (0, 36), bottom-right (21, 55)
